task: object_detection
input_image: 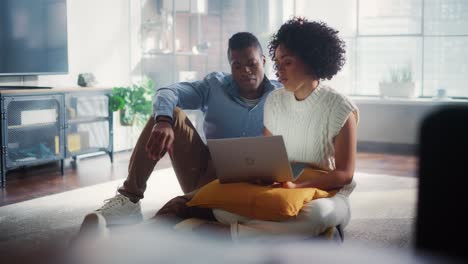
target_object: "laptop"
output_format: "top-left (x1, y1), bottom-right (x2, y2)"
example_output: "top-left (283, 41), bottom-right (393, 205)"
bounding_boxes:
top-left (207, 135), bottom-right (308, 184)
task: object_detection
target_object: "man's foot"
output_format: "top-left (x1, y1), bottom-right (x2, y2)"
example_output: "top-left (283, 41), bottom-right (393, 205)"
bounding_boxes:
top-left (70, 213), bottom-right (109, 248)
top-left (174, 218), bottom-right (231, 240)
top-left (93, 194), bottom-right (143, 225)
top-left (319, 226), bottom-right (344, 243)
top-left (79, 212), bottom-right (109, 236)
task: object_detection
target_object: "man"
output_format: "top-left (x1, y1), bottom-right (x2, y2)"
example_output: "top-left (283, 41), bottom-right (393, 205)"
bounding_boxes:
top-left (84, 32), bottom-right (281, 225)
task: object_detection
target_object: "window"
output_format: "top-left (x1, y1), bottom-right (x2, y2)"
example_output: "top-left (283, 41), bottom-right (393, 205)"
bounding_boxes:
top-left (424, 37), bottom-right (468, 97)
top-left (292, 0), bottom-right (468, 98)
top-left (358, 0), bottom-right (422, 35)
top-left (139, 0), bottom-right (468, 98)
top-left (423, 0), bottom-right (468, 97)
top-left (296, 0), bottom-right (357, 37)
top-left (424, 0), bottom-right (468, 35)
top-left (356, 37), bottom-right (422, 96)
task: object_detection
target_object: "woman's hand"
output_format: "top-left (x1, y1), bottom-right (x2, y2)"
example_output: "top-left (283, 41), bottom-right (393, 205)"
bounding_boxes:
top-left (271, 181), bottom-right (298, 189)
top-left (281, 181), bottom-right (298, 189)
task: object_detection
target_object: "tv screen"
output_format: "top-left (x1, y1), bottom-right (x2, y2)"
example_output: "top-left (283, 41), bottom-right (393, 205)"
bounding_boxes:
top-left (0, 0), bottom-right (68, 76)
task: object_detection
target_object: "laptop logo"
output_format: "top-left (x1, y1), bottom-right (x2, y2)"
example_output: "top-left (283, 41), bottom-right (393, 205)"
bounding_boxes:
top-left (245, 157), bottom-right (255, 166)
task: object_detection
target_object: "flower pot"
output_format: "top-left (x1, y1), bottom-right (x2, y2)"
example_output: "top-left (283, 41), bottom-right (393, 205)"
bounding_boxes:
top-left (379, 82), bottom-right (416, 98)
top-left (119, 109), bottom-right (135, 126)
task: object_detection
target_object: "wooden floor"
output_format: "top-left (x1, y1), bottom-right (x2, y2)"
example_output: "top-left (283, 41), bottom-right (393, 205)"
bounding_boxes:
top-left (0, 151), bottom-right (417, 207)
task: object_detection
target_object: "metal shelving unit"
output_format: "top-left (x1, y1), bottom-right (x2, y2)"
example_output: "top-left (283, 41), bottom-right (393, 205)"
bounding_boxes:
top-left (0, 88), bottom-right (113, 188)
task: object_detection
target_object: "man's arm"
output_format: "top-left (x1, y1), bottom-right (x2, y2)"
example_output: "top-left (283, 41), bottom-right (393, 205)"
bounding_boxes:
top-left (153, 73), bottom-right (220, 120)
top-left (147, 73), bottom-right (222, 160)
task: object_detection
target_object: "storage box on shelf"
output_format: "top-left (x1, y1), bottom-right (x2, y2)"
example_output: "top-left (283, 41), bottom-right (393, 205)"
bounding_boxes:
top-left (0, 87), bottom-right (113, 188)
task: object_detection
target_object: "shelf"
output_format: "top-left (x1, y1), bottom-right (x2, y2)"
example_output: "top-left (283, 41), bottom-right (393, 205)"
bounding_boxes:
top-left (68, 116), bottom-right (109, 124)
top-left (142, 51), bottom-right (208, 57)
top-left (13, 157), bottom-right (38, 162)
top-left (68, 147), bottom-right (110, 156)
top-left (9, 156), bottom-right (61, 168)
top-left (8, 122), bottom-right (57, 130)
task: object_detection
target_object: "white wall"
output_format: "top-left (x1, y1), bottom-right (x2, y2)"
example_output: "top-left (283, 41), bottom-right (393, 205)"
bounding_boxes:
top-left (354, 98), bottom-right (466, 145)
top-left (52, 0), bottom-right (132, 87)
top-left (0, 0), bottom-right (133, 87)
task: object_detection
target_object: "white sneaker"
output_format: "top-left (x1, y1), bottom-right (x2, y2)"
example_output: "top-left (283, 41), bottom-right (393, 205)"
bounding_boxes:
top-left (94, 194), bottom-right (143, 225)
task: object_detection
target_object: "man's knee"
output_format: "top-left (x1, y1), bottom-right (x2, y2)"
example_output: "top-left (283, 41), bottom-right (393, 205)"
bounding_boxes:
top-left (172, 107), bottom-right (187, 125)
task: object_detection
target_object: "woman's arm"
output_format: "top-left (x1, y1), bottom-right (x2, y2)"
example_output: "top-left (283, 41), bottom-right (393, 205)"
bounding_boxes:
top-left (281, 113), bottom-right (357, 190)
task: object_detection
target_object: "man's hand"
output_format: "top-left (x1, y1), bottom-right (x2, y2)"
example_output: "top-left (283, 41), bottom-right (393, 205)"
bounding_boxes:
top-left (145, 121), bottom-right (174, 160)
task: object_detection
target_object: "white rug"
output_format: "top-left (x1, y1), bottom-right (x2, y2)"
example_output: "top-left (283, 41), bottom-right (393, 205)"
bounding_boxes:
top-left (0, 169), bottom-right (417, 255)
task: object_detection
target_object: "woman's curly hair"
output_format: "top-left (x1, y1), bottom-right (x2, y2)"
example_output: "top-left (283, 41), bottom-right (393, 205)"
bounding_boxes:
top-left (268, 17), bottom-right (346, 80)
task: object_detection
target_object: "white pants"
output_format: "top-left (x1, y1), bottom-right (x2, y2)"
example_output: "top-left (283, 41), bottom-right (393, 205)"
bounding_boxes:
top-left (213, 180), bottom-right (355, 242)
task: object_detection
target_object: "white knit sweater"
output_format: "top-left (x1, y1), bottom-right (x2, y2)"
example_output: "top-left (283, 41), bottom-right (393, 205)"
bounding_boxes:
top-left (264, 84), bottom-right (358, 172)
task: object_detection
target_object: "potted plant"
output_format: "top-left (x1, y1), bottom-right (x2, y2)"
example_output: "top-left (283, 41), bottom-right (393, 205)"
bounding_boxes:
top-left (379, 65), bottom-right (415, 98)
top-left (109, 77), bottom-right (154, 127)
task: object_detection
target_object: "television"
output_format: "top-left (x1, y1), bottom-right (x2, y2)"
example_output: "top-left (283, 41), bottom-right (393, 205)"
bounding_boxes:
top-left (0, 0), bottom-right (68, 77)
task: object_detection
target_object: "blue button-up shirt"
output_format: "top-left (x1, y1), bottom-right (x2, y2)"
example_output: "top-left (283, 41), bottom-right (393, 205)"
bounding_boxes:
top-left (153, 72), bottom-right (282, 139)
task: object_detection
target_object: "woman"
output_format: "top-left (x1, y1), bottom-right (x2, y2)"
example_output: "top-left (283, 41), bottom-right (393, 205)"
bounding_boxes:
top-left (213, 17), bottom-right (358, 241)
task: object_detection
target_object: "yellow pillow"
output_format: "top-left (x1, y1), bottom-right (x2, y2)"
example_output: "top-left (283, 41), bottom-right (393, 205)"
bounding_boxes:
top-left (187, 170), bottom-right (333, 221)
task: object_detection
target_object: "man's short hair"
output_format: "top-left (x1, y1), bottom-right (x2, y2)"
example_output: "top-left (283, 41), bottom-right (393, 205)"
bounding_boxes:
top-left (227, 32), bottom-right (263, 61)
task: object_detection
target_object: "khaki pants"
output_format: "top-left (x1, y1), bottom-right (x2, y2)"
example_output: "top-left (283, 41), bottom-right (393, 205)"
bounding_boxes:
top-left (118, 108), bottom-right (216, 221)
